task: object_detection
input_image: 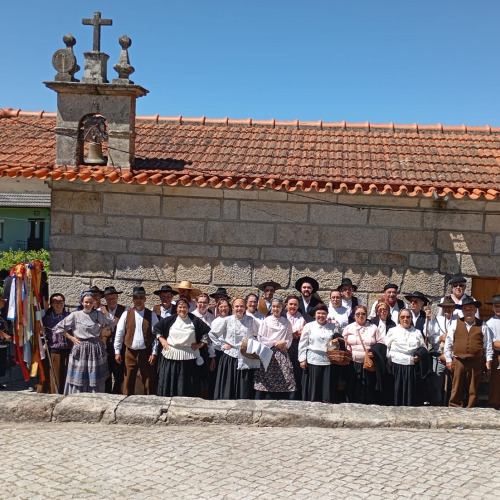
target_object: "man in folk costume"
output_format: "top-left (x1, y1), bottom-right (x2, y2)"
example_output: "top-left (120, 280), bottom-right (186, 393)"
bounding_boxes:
top-left (438, 274), bottom-right (479, 319)
top-left (153, 285), bottom-right (178, 321)
top-left (486, 295), bottom-right (500, 409)
top-left (427, 296), bottom-right (459, 406)
top-left (295, 276), bottom-right (324, 323)
top-left (444, 297), bottom-right (493, 408)
top-left (100, 286), bottom-right (127, 394)
top-left (404, 291), bottom-right (431, 336)
top-left (173, 281), bottom-right (200, 312)
top-left (114, 286), bottom-right (159, 396)
top-left (257, 281), bottom-right (282, 316)
top-left (338, 278), bottom-right (363, 324)
top-left (368, 283), bottom-right (405, 324)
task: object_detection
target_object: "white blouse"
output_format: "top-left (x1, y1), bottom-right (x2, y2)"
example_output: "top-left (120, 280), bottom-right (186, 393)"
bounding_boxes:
top-left (209, 314), bottom-right (260, 359)
top-left (298, 321), bottom-right (338, 366)
top-left (385, 325), bottom-right (426, 366)
top-left (257, 315), bottom-right (293, 349)
top-left (161, 316), bottom-right (198, 361)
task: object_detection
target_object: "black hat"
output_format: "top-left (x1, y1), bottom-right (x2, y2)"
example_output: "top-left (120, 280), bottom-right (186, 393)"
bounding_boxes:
top-left (384, 283), bottom-right (399, 291)
top-left (486, 295), bottom-right (500, 305)
top-left (103, 286), bottom-right (123, 296)
top-left (89, 286), bottom-right (104, 298)
top-left (449, 274), bottom-right (467, 285)
top-left (404, 291), bottom-right (429, 305)
top-left (257, 281), bottom-right (282, 292)
top-left (295, 276), bottom-right (320, 294)
top-left (154, 285), bottom-right (178, 297)
top-left (132, 286), bottom-right (146, 297)
top-left (337, 278), bottom-right (358, 292)
top-left (311, 303), bottom-right (328, 315)
top-left (456, 296), bottom-right (482, 309)
top-left (210, 287), bottom-right (230, 299)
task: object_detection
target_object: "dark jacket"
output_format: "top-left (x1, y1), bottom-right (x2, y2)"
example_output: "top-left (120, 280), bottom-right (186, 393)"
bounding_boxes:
top-left (370, 316), bottom-right (397, 332)
top-left (298, 295), bottom-right (324, 323)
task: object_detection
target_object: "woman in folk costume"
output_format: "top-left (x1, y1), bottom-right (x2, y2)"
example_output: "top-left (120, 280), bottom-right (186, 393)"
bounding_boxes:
top-left (155, 297), bottom-right (210, 398)
top-left (299, 303), bottom-right (343, 403)
top-left (342, 305), bottom-right (384, 404)
top-left (370, 300), bottom-right (397, 337)
top-left (285, 295), bottom-right (306, 400)
top-left (254, 297), bottom-right (296, 399)
top-left (385, 309), bottom-right (427, 406)
top-left (53, 292), bottom-right (116, 395)
top-left (207, 298), bottom-right (231, 399)
top-left (40, 293), bottom-right (71, 394)
top-left (212, 297), bottom-right (260, 400)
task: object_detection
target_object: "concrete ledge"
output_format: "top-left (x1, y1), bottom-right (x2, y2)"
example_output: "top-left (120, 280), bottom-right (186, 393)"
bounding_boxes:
top-left (1, 392), bottom-right (500, 429)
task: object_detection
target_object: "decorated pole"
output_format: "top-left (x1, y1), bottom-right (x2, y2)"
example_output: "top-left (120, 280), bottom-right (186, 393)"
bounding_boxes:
top-left (7, 260), bottom-right (46, 383)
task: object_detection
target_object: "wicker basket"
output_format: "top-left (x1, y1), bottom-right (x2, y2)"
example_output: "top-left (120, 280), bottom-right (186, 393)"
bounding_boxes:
top-left (326, 338), bottom-right (352, 366)
top-left (240, 337), bottom-right (260, 360)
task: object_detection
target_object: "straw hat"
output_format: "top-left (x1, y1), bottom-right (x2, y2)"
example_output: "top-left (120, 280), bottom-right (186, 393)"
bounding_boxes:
top-left (173, 280), bottom-right (202, 296)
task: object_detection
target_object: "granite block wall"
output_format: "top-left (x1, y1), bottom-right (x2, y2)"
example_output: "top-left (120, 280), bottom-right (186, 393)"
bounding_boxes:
top-left (49, 180), bottom-right (500, 308)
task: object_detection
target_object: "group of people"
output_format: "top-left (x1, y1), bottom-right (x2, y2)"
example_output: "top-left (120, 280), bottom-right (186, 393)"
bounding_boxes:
top-left (2, 273), bottom-right (499, 409)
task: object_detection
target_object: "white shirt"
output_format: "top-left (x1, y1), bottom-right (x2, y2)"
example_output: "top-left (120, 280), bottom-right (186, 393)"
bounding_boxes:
top-left (385, 325), bottom-right (426, 365)
top-left (427, 315), bottom-right (458, 353)
top-left (246, 310), bottom-right (265, 324)
top-left (192, 309), bottom-right (214, 326)
top-left (114, 308), bottom-right (159, 355)
top-left (298, 321), bottom-right (338, 366)
top-left (159, 304), bottom-right (174, 319)
top-left (342, 297), bottom-right (363, 320)
top-left (487, 315), bottom-right (500, 343)
top-left (443, 319), bottom-right (494, 363)
top-left (327, 303), bottom-right (349, 332)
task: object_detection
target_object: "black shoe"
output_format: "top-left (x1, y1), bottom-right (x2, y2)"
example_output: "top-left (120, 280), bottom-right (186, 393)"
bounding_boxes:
top-left (0, 384), bottom-right (7, 390)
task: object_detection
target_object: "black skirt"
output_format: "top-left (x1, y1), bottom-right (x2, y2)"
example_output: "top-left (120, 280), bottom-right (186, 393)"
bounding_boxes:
top-left (345, 361), bottom-right (380, 405)
top-left (392, 362), bottom-right (417, 406)
top-left (302, 363), bottom-right (340, 403)
top-left (214, 353), bottom-right (255, 400)
top-left (156, 356), bottom-right (200, 397)
top-left (287, 337), bottom-right (303, 399)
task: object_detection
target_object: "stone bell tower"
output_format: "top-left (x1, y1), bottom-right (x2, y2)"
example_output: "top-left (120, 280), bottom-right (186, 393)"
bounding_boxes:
top-left (44, 12), bottom-right (148, 169)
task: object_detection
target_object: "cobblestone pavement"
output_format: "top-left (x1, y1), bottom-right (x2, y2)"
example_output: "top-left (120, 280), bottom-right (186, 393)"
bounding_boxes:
top-left (1, 422), bottom-right (498, 500)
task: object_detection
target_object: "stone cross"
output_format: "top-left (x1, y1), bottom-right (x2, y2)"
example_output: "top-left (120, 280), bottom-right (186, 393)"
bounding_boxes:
top-left (82, 12), bottom-right (112, 52)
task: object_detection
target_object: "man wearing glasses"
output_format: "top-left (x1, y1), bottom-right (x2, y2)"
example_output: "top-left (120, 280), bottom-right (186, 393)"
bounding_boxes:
top-left (439, 274), bottom-right (478, 319)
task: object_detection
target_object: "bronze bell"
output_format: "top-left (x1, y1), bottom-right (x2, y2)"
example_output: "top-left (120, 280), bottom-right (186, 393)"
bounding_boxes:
top-left (85, 142), bottom-right (106, 165)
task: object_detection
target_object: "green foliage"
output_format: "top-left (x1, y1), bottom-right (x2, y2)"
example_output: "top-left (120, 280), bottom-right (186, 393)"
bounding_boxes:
top-left (0, 248), bottom-right (50, 279)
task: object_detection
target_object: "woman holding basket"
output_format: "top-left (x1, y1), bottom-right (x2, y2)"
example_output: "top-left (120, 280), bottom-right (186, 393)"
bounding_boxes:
top-left (298, 303), bottom-right (344, 403)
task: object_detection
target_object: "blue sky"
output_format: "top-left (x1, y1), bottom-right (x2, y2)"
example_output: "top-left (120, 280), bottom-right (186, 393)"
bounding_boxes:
top-left (2, 0), bottom-right (500, 125)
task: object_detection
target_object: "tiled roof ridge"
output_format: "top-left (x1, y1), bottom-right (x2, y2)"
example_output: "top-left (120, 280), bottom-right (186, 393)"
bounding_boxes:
top-left (1, 108), bottom-right (500, 134)
top-left (1, 164), bottom-right (498, 200)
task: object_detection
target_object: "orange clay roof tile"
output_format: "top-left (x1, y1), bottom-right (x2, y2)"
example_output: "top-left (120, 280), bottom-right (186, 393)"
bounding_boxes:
top-left (0, 110), bottom-right (500, 199)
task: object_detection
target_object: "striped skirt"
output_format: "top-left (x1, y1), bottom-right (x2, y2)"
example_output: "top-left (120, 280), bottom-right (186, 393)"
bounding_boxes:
top-left (64, 338), bottom-right (109, 395)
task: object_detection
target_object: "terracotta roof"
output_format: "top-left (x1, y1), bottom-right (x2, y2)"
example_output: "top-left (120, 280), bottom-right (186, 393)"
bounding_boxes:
top-left (1, 109), bottom-right (500, 199)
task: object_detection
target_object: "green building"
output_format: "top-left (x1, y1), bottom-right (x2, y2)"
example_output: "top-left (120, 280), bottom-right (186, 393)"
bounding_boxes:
top-left (0, 192), bottom-right (50, 251)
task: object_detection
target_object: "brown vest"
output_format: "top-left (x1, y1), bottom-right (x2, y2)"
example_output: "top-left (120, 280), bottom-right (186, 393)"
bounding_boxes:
top-left (258, 298), bottom-right (269, 316)
top-left (453, 318), bottom-right (484, 359)
top-left (123, 308), bottom-right (153, 349)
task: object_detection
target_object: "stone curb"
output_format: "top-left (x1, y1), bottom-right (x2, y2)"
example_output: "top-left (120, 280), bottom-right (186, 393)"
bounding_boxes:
top-left (1, 392), bottom-right (500, 429)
